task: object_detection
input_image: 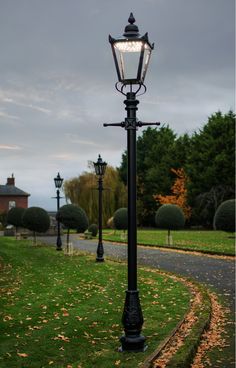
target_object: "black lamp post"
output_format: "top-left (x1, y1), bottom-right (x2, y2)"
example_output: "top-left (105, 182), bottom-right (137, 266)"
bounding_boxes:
top-left (93, 154), bottom-right (107, 262)
top-left (54, 172), bottom-right (64, 251)
top-left (104, 13), bottom-right (160, 352)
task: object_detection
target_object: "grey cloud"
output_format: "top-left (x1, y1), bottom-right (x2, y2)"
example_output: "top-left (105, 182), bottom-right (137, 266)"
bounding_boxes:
top-left (0, 0), bottom-right (234, 209)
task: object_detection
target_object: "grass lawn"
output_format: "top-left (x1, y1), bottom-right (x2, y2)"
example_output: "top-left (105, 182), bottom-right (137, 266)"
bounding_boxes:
top-left (0, 237), bottom-right (191, 368)
top-left (102, 229), bottom-right (235, 256)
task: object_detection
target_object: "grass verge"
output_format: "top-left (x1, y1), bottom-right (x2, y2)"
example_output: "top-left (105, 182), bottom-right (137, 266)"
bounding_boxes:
top-left (103, 229), bottom-right (235, 256)
top-left (0, 237), bottom-right (192, 368)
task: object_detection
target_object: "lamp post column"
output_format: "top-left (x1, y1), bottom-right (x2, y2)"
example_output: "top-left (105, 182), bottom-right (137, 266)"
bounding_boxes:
top-left (120, 91), bottom-right (146, 352)
top-left (96, 176), bottom-right (104, 262)
top-left (56, 189), bottom-right (62, 251)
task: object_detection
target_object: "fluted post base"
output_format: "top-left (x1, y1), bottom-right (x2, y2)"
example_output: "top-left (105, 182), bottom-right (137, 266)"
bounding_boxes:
top-left (119, 290), bottom-right (147, 352)
top-left (96, 241), bottom-right (104, 262)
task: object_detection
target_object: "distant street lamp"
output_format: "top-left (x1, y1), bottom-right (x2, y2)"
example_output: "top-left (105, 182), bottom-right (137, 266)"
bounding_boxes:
top-left (93, 154), bottom-right (107, 262)
top-left (54, 172), bottom-right (64, 251)
top-left (104, 13), bottom-right (160, 352)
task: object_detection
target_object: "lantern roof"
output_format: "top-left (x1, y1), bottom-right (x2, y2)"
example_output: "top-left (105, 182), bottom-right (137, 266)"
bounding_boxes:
top-left (123, 13), bottom-right (140, 38)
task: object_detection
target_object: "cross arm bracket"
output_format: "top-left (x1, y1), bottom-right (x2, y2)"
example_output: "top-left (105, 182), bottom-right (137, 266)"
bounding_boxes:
top-left (103, 121), bottom-right (161, 130)
top-left (137, 122), bottom-right (160, 127)
top-left (103, 122), bottom-right (125, 127)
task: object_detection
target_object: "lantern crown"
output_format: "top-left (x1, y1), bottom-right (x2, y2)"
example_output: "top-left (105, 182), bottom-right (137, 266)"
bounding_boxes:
top-left (123, 13), bottom-right (140, 38)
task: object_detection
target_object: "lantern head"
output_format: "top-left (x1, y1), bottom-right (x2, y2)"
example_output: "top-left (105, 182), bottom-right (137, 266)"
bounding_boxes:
top-left (109, 13), bottom-right (154, 86)
top-left (54, 172), bottom-right (64, 189)
top-left (93, 154), bottom-right (107, 177)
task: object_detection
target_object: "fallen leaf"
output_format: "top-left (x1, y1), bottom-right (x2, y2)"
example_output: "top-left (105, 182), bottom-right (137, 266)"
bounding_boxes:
top-left (53, 334), bottom-right (70, 342)
top-left (3, 315), bottom-right (13, 321)
top-left (17, 353), bottom-right (28, 358)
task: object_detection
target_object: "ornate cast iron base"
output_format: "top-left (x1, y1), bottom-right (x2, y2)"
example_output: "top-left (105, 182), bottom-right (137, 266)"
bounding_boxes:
top-left (119, 290), bottom-right (147, 352)
top-left (96, 241), bottom-right (104, 262)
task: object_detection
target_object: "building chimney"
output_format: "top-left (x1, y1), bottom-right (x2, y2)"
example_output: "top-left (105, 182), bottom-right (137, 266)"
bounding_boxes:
top-left (7, 174), bottom-right (15, 186)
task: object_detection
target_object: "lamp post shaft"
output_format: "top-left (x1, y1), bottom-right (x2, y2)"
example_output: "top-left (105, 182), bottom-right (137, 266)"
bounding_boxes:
top-left (120, 91), bottom-right (146, 352)
top-left (56, 189), bottom-right (62, 251)
top-left (96, 177), bottom-right (104, 262)
top-left (126, 92), bottom-right (138, 290)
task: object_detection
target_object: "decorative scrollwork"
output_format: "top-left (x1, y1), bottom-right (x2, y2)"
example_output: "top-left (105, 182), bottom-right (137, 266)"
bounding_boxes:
top-left (115, 82), bottom-right (146, 96)
top-left (122, 290), bottom-right (144, 334)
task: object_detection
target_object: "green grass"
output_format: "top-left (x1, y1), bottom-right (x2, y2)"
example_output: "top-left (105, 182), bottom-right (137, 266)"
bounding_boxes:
top-left (102, 229), bottom-right (235, 256)
top-left (0, 238), bottom-right (191, 368)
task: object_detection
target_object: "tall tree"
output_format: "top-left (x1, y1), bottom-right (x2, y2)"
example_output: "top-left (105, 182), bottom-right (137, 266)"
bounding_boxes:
top-left (186, 111), bottom-right (235, 226)
top-left (119, 126), bottom-right (178, 225)
top-left (153, 168), bottom-right (191, 220)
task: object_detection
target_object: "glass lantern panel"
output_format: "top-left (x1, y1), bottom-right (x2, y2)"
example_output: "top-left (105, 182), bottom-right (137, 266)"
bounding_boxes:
top-left (141, 46), bottom-right (152, 82)
top-left (94, 164), bottom-right (106, 176)
top-left (94, 165), bottom-right (100, 176)
top-left (114, 40), bottom-right (143, 82)
top-left (54, 175), bottom-right (63, 188)
top-left (101, 164), bottom-right (107, 176)
top-left (114, 40), bottom-right (151, 83)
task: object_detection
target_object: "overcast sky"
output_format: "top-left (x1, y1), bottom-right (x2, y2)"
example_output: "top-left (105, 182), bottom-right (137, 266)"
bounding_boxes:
top-left (0, 0), bottom-right (235, 210)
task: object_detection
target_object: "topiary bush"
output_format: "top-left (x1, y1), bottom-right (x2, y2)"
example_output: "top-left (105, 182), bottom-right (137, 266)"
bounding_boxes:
top-left (113, 208), bottom-right (128, 232)
top-left (213, 199), bottom-right (235, 232)
top-left (7, 207), bottom-right (26, 238)
top-left (57, 204), bottom-right (88, 250)
top-left (155, 204), bottom-right (185, 245)
top-left (88, 223), bottom-right (98, 237)
top-left (22, 207), bottom-right (50, 244)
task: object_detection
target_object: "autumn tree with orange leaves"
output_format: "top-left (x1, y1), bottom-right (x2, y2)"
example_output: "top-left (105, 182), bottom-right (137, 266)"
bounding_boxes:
top-left (153, 168), bottom-right (191, 220)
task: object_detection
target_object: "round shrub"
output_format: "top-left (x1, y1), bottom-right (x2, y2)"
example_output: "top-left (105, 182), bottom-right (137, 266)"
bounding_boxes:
top-left (88, 223), bottom-right (98, 237)
top-left (57, 204), bottom-right (88, 232)
top-left (22, 207), bottom-right (50, 233)
top-left (7, 207), bottom-right (25, 228)
top-left (113, 208), bottom-right (128, 230)
top-left (155, 204), bottom-right (185, 230)
top-left (213, 199), bottom-right (235, 232)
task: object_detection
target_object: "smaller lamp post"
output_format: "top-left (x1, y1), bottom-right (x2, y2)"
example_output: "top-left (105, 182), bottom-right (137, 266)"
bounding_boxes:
top-left (54, 172), bottom-right (64, 251)
top-left (93, 154), bottom-right (107, 262)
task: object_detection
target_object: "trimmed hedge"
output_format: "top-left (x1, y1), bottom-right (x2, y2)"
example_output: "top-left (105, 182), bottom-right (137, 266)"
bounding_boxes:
top-left (57, 204), bottom-right (88, 233)
top-left (7, 207), bottom-right (25, 228)
top-left (88, 223), bottom-right (98, 237)
top-left (155, 204), bottom-right (185, 230)
top-left (113, 208), bottom-right (128, 231)
top-left (213, 199), bottom-right (235, 232)
top-left (22, 207), bottom-right (50, 233)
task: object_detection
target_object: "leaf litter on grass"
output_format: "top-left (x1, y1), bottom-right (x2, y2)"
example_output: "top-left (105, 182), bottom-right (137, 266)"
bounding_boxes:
top-left (0, 241), bottom-right (193, 368)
